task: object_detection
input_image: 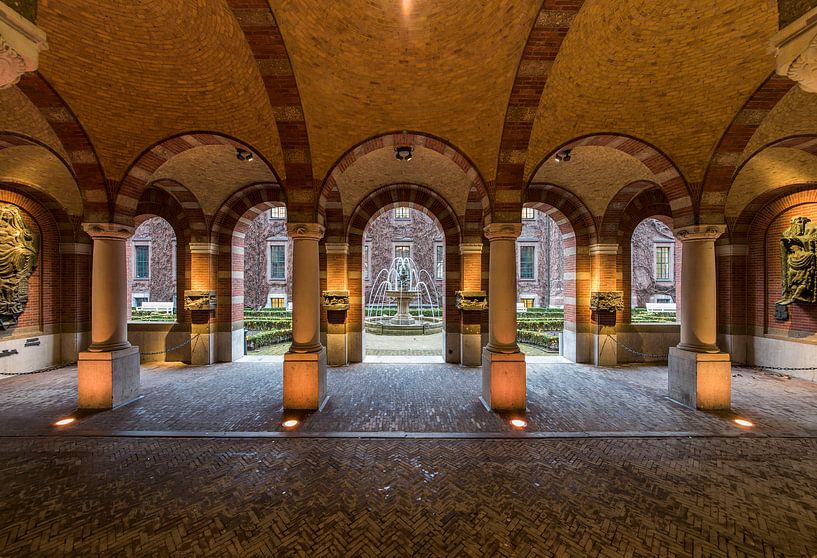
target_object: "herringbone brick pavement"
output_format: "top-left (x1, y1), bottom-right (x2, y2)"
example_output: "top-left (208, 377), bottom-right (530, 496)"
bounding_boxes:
top-left (1, 362), bottom-right (816, 435)
top-left (0, 436), bottom-right (815, 557)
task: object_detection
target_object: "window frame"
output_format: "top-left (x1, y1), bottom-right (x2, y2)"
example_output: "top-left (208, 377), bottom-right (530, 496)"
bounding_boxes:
top-left (133, 241), bottom-right (150, 280)
top-left (393, 207), bottom-right (411, 221)
top-left (268, 242), bottom-right (287, 280)
top-left (435, 243), bottom-right (444, 280)
top-left (520, 296), bottom-right (536, 309)
top-left (363, 243), bottom-right (371, 280)
top-left (518, 244), bottom-right (537, 281)
top-left (393, 244), bottom-right (411, 261)
top-left (268, 295), bottom-right (287, 309)
top-left (654, 243), bottom-right (673, 282)
top-left (522, 207), bottom-right (535, 220)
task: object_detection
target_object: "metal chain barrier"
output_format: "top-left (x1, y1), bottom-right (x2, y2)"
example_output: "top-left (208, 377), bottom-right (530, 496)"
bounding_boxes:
top-left (0, 334), bottom-right (201, 375)
top-left (139, 334), bottom-right (200, 356)
top-left (606, 334), bottom-right (817, 373)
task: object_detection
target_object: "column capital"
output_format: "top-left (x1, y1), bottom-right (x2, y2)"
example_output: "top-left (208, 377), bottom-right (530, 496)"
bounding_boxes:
top-left (82, 222), bottom-right (134, 241)
top-left (189, 242), bottom-right (219, 255)
top-left (483, 223), bottom-right (522, 241)
top-left (287, 222), bottom-right (325, 241)
top-left (588, 243), bottom-right (619, 256)
top-left (459, 243), bottom-right (483, 255)
top-left (673, 224), bottom-right (726, 242)
top-left (324, 242), bottom-right (349, 255)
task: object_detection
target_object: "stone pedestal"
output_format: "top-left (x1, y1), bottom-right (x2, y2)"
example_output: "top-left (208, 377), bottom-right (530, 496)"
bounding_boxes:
top-left (481, 349), bottom-right (526, 412)
top-left (190, 324), bottom-right (215, 365)
top-left (78, 346), bottom-right (140, 409)
top-left (668, 347), bottom-right (731, 410)
top-left (326, 322), bottom-right (347, 366)
top-left (461, 328), bottom-right (482, 366)
top-left (283, 348), bottom-right (327, 410)
top-left (594, 328), bottom-right (618, 367)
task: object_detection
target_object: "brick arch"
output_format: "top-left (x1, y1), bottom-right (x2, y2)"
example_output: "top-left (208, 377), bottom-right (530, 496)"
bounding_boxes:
top-left (209, 183), bottom-right (287, 339)
top-left (16, 73), bottom-right (109, 222)
top-left (494, 1), bottom-right (585, 207)
top-left (150, 179), bottom-right (209, 243)
top-left (700, 73), bottom-right (795, 222)
top-left (598, 180), bottom-right (663, 244)
top-left (345, 184), bottom-right (463, 363)
top-left (115, 132), bottom-right (282, 225)
top-left (528, 133), bottom-right (694, 226)
top-left (0, 180), bottom-right (80, 243)
top-left (731, 182), bottom-right (817, 246)
top-left (523, 183), bottom-right (597, 246)
top-left (318, 132), bottom-right (492, 242)
top-left (744, 187), bottom-right (817, 337)
top-left (224, 0), bottom-right (314, 217)
top-left (614, 186), bottom-right (676, 324)
top-left (0, 187), bottom-right (64, 333)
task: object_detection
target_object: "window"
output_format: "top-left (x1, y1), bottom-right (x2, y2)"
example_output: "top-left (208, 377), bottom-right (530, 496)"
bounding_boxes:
top-left (363, 244), bottom-right (371, 280)
top-left (394, 245), bottom-right (411, 260)
top-left (435, 245), bottom-right (444, 280)
top-left (655, 245), bottom-right (672, 281)
top-left (521, 297), bottom-right (535, 309)
top-left (268, 207), bottom-right (286, 220)
top-left (269, 296), bottom-right (286, 308)
top-left (269, 244), bottom-right (286, 279)
top-left (132, 294), bottom-right (149, 308)
top-left (522, 207), bottom-right (535, 220)
top-left (171, 239), bottom-right (177, 279)
top-left (134, 243), bottom-right (150, 279)
top-left (393, 207), bottom-right (410, 221)
top-left (519, 245), bottom-right (535, 280)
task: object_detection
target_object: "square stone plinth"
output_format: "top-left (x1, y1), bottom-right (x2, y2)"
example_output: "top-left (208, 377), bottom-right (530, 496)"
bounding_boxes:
top-left (594, 330), bottom-right (618, 367)
top-left (461, 334), bottom-right (482, 367)
top-left (78, 346), bottom-right (141, 409)
top-left (284, 348), bottom-right (327, 410)
top-left (326, 333), bottom-right (347, 366)
top-left (482, 349), bottom-right (526, 412)
top-left (668, 347), bottom-right (731, 410)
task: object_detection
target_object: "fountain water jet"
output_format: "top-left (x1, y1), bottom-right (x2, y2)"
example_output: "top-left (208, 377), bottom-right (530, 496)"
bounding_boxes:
top-left (365, 257), bottom-right (443, 335)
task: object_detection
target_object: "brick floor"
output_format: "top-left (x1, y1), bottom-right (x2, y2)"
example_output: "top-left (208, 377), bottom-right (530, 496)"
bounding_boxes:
top-left (1, 362), bottom-right (816, 435)
top-left (0, 436), bottom-right (816, 556)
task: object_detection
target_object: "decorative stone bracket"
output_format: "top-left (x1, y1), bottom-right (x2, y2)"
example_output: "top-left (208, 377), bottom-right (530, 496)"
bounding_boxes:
top-left (456, 290), bottom-right (488, 311)
top-left (771, 6), bottom-right (817, 93)
top-left (184, 290), bottom-right (216, 311)
top-left (0, 4), bottom-right (48, 89)
top-left (589, 291), bottom-right (624, 312)
top-left (322, 290), bottom-right (349, 311)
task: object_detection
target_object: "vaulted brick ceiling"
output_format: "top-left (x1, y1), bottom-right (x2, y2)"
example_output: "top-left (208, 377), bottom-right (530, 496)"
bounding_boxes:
top-left (0, 0), bottom-right (809, 220)
top-left (34, 0), bottom-right (286, 183)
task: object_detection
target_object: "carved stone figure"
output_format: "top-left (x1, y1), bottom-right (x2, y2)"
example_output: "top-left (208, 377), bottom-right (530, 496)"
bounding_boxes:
top-left (183, 290), bottom-right (216, 311)
top-left (322, 290), bottom-right (350, 311)
top-left (0, 203), bottom-right (37, 329)
top-left (778, 216), bottom-right (817, 305)
top-left (589, 291), bottom-right (624, 312)
top-left (455, 290), bottom-right (488, 311)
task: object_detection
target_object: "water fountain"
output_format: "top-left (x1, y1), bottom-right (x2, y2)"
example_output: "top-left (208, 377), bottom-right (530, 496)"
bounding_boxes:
top-left (365, 256), bottom-right (443, 335)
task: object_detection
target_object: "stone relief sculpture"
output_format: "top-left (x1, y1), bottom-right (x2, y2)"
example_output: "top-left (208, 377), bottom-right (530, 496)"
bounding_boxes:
top-left (589, 291), bottom-right (624, 312)
top-left (0, 203), bottom-right (38, 329)
top-left (455, 290), bottom-right (487, 311)
top-left (778, 216), bottom-right (817, 306)
top-left (322, 290), bottom-right (350, 311)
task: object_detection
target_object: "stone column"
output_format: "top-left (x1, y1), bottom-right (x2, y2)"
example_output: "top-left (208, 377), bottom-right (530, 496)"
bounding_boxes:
top-left (482, 223), bottom-right (525, 412)
top-left (589, 243), bottom-right (620, 367)
top-left (668, 225), bottom-right (731, 410)
top-left (460, 243), bottom-right (484, 366)
top-left (324, 242), bottom-right (349, 366)
top-left (77, 223), bottom-right (140, 409)
top-left (188, 242), bottom-right (218, 365)
top-left (284, 223), bottom-right (327, 409)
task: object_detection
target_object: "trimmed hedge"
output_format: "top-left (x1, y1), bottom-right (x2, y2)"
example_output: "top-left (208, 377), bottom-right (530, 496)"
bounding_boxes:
top-left (631, 307), bottom-right (677, 323)
top-left (246, 329), bottom-right (292, 350)
top-left (517, 329), bottom-right (559, 352)
top-left (244, 318), bottom-right (292, 330)
top-left (130, 310), bottom-right (176, 322)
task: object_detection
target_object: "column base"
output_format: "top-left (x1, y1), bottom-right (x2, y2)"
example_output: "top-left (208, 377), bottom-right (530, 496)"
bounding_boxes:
top-left (190, 325), bottom-right (215, 366)
top-left (78, 346), bottom-right (140, 409)
top-left (283, 347), bottom-right (327, 410)
top-left (594, 329), bottom-right (618, 367)
top-left (481, 348), bottom-right (526, 412)
top-left (461, 333), bottom-right (482, 367)
top-left (668, 347), bottom-right (731, 410)
top-left (326, 332), bottom-right (347, 366)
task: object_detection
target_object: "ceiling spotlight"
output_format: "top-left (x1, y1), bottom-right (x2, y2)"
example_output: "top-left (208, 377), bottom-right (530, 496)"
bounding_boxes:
top-left (395, 145), bottom-right (413, 161)
top-left (236, 147), bottom-right (254, 162)
top-left (554, 149), bottom-right (572, 163)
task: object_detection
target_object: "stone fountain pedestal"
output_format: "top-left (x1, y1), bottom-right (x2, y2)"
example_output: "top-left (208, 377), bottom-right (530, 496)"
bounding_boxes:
top-left (386, 290), bottom-right (419, 325)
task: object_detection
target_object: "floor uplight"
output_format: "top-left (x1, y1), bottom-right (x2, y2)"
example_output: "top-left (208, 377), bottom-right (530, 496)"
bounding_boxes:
top-left (54, 418), bottom-right (75, 426)
top-left (282, 419), bottom-right (299, 428)
top-left (510, 418), bottom-right (527, 428)
top-left (734, 418), bottom-right (754, 427)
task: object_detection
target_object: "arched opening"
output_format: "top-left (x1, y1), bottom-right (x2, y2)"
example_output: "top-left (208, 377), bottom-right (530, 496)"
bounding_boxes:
top-left (628, 217), bottom-right (682, 324)
top-left (361, 206), bottom-right (446, 362)
top-left (242, 204), bottom-right (294, 358)
top-left (516, 204), bottom-right (566, 357)
top-left (127, 216), bottom-right (180, 321)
